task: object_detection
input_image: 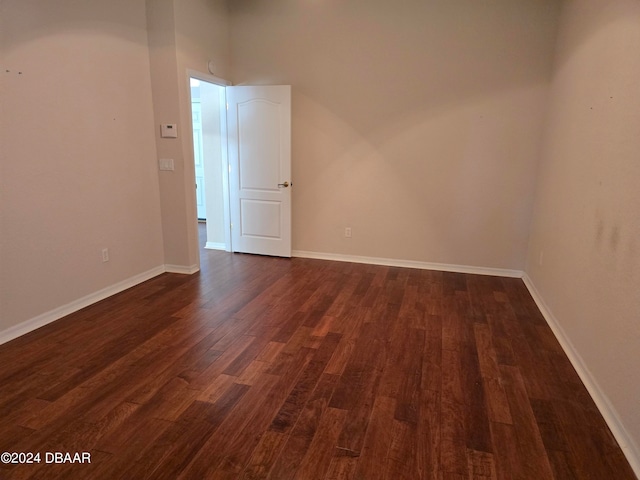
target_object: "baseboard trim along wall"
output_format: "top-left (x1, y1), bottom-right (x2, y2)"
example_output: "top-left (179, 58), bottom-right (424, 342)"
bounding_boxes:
top-left (205, 242), bottom-right (226, 251)
top-left (3, 252), bottom-right (637, 477)
top-left (522, 274), bottom-right (640, 478)
top-left (0, 266), bottom-right (164, 346)
top-left (0, 253), bottom-right (520, 347)
top-left (292, 250), bottom-right (524, 278)
top-left (164, 264), bottom-right (200, 274)
top-left (0, 264), bottom-right (199, 346)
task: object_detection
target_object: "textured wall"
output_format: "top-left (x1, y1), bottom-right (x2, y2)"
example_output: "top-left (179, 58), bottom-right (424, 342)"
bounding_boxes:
top-left (0, 0), bottom-right (164, 328)
top-left (526, 0), bottom-right (640, 466)
top-left (228, 0), bottom-right (560, 270)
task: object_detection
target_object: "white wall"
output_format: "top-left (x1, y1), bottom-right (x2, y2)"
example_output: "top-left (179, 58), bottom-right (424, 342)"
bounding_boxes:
top-left (228, 0), bottom-right (560, 270)
top-left (146, 0), bottom-right (230, 270)
top-left (2, 2), bottom-right (638, 471)
top-left (174, 0), bottom-right (230, 265)
top-left (525, 0), bottom-right (640, 468)
top-left (0, 0), bottom-right (232, 337)
top-left (0, 0), bottom-right (164, 330)
top-left (146, 0), bottom-right (188, 268)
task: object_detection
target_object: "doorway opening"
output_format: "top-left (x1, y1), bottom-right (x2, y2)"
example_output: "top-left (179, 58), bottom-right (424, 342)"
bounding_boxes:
top-left (188, 74), bottom-right (231, 252)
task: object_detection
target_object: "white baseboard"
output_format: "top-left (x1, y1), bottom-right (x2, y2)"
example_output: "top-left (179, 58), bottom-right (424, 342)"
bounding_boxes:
top-left (0, 266), bottom-right (165, 346)
top-left (292, 250), bottom-right (524, 278)
top-left (164, 264), bottom-right (199, 274)
top-left (205, 242), bottom-right (226, 251)
top-left (522, 274), bottom-right (640, 478)
top-left (0, 263), bottom-right (203, 346)
top-left (1, 250), bottom-right (520, 346)
top-left (3, 253), bottom-right (636, 476)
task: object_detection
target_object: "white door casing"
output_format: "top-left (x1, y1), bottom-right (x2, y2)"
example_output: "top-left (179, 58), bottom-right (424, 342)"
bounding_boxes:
top-left (227, 85), bottom-right (292, 257)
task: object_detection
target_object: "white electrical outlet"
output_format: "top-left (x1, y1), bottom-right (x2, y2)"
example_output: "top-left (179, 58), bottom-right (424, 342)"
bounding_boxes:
top-left (345, 227), bottom-right (352, 238)
top-left (102, 248), bottom-right (110, 263)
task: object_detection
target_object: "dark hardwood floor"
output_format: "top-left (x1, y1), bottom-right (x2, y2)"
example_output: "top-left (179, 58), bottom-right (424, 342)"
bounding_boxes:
top-left (0, 226), bottom-right (636, 479)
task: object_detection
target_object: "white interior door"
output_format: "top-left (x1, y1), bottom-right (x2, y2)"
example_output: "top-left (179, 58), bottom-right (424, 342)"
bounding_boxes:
top-left (227, 85), bottom-right (291, 257)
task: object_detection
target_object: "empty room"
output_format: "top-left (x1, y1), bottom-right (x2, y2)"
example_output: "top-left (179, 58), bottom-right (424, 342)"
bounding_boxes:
top-left (0, 0), bottom-right (638, 479)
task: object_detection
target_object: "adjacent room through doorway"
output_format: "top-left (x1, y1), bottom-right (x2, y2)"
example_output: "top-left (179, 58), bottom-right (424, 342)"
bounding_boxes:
top-left (189, 76), bottom-right (229, 252)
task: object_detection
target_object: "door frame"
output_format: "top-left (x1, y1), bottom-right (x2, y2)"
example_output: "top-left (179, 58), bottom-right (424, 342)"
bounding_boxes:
top-left (186, 69), bottom-right (232, 257)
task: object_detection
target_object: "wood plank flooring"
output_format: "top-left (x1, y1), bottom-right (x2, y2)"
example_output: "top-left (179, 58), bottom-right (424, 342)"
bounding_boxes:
top-left (0, 230), bottom-right (636, 479)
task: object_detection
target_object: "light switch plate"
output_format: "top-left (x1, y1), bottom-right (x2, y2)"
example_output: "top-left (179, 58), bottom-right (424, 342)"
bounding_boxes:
top-left (159, 158), bottom-right (175, 171)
